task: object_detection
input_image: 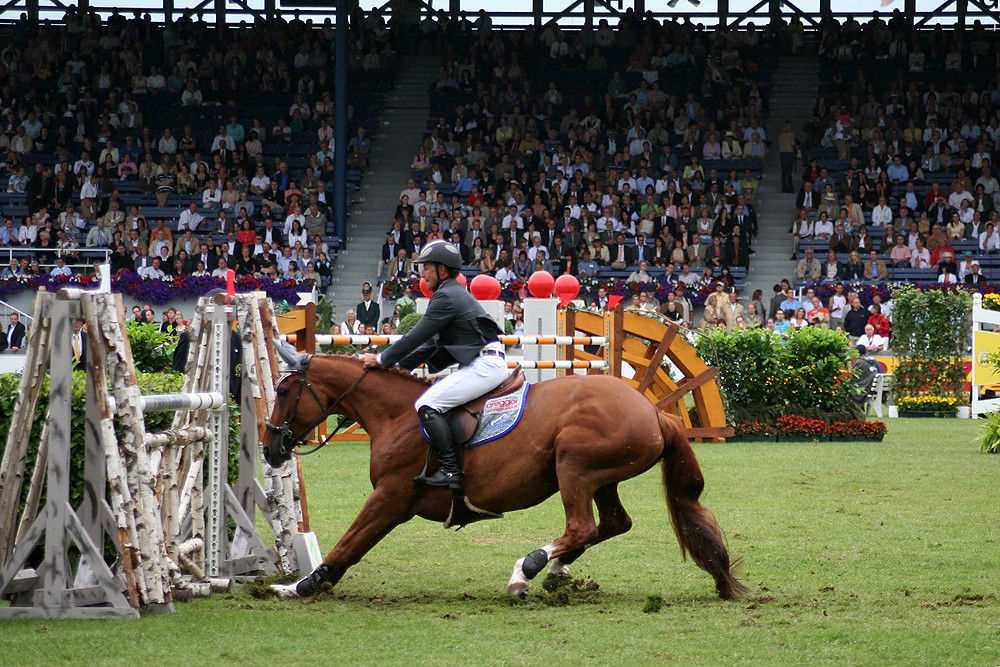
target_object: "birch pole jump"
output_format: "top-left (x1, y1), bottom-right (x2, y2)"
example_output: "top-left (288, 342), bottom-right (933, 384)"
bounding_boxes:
top-left (0, 290), bottom-right (298, 619)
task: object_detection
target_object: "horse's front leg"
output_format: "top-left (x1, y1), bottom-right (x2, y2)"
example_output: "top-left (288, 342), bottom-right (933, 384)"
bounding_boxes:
top-left (287, 484), bottom-right (417, 597)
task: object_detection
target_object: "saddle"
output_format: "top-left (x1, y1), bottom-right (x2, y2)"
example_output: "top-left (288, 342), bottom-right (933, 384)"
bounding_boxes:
top-left (447, 365), bottom-right (525, 444)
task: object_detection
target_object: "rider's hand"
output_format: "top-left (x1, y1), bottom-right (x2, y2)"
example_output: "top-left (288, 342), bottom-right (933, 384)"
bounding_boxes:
top-left (363, 353), bottom-right (380, 369)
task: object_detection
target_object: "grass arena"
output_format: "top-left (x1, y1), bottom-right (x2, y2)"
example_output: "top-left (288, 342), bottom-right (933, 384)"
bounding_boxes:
top-left (2, 411), bottom-right (998, 665)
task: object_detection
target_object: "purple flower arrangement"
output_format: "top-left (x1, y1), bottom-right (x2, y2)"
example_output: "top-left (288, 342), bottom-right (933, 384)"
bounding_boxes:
top-left (0, 271), bottom-right (311, 305)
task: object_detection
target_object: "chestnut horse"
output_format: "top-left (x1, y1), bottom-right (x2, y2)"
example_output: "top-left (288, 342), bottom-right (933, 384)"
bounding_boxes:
top-left (262, 348), bottom-right (745, 600)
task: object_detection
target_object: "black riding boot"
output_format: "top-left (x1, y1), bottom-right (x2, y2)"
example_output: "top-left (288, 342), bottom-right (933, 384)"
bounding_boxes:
top-left (414, 406), bottom-right (462, 489)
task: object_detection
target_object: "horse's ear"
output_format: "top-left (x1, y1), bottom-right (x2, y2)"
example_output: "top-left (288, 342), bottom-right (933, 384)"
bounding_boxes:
top-left (273, 338), bottom-right (307, 371)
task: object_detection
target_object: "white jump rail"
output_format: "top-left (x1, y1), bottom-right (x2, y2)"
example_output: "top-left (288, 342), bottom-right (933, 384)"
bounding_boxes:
top-left (104, 392), bottom-right (229, 415)
top-left (282, 334), bottom-right (609, 346)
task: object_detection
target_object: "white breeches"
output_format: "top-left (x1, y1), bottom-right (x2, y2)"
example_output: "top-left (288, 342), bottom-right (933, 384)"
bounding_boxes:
top-left (415, 343), bottom-right (509, 412)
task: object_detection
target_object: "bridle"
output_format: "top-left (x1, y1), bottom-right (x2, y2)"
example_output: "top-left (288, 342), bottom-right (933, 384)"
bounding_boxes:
top-left (264, 357), bottom-right (368, 461)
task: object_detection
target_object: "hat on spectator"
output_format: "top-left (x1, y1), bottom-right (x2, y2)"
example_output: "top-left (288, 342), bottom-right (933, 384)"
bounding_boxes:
top-left (964, 251), bottom-right (973, 257)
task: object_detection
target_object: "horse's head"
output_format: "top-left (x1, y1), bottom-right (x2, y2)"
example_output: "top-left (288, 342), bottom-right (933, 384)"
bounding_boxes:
top-left (262, 339), bottom-right (319, 467)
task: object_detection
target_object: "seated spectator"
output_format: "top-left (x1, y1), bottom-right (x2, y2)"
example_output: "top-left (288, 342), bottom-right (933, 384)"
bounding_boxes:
top-left (864, 250), bottom-right (888, 281)
top-left (797, 248), bottom-right (821, 281)
top-left (980, 223), bottom-right (1000, 254)
top-left (910, 238), bottom-right (931, 268)
top-left (839, 251), bottom-right (864, 281)
top-left (889, 235), bottom-right (911, 268)
top-left (858, 324), bottom-right (886, 353)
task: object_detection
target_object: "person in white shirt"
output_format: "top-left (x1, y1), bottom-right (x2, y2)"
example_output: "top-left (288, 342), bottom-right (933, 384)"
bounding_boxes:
top-left (139, 258), bottom-right (166, 279)
top-left (50, 257), bottom-right (72, 276)
top-left (210, 127), bottom-right (236, 153)
top-left (283, 204), bottom-right (306, 235)
top-left (858, 324), bottom-right (886, 352)
top-left (158, 128), bottom-right (177, 155)
top-left (146, 65), bottom-right (166, 94)
top-left (501, 205), bottom-right (523, 230)
top-left (910, 238), bottom-right (932, 267)
top-left (202, 180), bottom-right (223, 208)
top-left (937, 267), bottom-right (958, 283)
top-left (340, 309), bottom-right (362, 335)
top-left (250, 166), bottom-right (271, 195)
top-left (59, 205), bottom-right (83, 232)
top-left (79, 175), bottom-right (100, 219)
top-left (495, 261), bottom-right (517, 282)
top-left (73, 152), bottom-right (95, 177)
top-left (399, 179), bottom-right (422, 206)
top-left (948, 184), bottom-right (974, 210)
top-left (813, 212), bottom-right (834, 239)
top-left (17, 220), bottom-right (38, 245)
top-left (790, 209), bottom-right (813, 259)
top-left (178, 203), bottom-right (204, 232)
top-left (871, 197), bottom-right (893, 227)
top-left (211, 257), bottom-right (231, 278)
top-left (980, 223), bottom-right (1000, 253)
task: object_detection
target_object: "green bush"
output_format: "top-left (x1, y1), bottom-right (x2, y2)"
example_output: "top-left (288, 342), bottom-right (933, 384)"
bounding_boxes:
top-left (314, 295), bottom-right (335, 333)
top-left (891, 285), bottom-right (970, 405)
top-left (695, 326), bottom-right (862, 425)
top-left (396, 312), bottom-right (422, 335)
top-left (0, 372), bottom-right (240, 514)
top-left (125, 321), bottom-right (178, 373)
top-left (396, 300), bottom-right (417, 320)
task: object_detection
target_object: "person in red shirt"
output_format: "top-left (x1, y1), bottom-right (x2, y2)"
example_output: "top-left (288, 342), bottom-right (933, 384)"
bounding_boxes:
top-left (868, 303), bottom-right (891, 339)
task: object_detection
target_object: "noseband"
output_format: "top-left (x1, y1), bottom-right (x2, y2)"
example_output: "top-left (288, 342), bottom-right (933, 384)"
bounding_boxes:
top-left (264, 359), bottom-right (368, 461)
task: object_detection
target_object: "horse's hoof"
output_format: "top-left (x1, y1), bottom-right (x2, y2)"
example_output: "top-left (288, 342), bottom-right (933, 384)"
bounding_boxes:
top-left (270, 583), bottom-right (300, 599)
top-left (507, 581), bottom-right (529, 598)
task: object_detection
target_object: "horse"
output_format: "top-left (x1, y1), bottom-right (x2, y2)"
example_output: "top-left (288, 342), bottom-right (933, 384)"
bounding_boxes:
top-left (262, 344), bottom-right (746, 600)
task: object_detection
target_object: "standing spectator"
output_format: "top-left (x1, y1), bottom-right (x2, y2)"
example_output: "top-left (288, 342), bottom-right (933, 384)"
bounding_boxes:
top-left (843, 297), bottom-right (869, 344)
top-left (356, 283), bottom-right (381, 330)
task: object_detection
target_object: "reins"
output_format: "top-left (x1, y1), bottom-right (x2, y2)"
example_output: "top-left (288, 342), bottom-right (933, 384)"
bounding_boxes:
top-left (265, 364), bottom-right (369, 459)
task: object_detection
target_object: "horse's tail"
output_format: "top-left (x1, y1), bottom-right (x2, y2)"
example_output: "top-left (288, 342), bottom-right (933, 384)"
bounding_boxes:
top-left (658, 412), bottom-right (747, 600)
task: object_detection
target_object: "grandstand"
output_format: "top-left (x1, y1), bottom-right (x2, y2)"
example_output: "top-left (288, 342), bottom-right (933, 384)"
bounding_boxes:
top-left (0, 4), bottom-right (999, 342)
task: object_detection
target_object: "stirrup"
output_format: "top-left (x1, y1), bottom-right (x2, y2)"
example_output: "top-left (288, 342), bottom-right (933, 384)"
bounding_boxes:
top-left (414, 469), bottom-right (463, 489)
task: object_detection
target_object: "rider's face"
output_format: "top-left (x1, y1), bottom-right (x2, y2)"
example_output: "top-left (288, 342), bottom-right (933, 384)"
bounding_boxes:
top-left (421, 262), bottom-right (443, 290)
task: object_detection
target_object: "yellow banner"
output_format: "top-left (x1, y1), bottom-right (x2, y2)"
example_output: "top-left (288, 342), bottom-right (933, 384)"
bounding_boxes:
top-left (973, 331), bottom-right (1000, 386)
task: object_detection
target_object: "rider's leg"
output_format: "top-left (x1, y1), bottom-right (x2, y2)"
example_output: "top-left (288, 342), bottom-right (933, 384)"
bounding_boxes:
top-left (413, 405), bottom-right (462, 489)
top-left (413, 354), bottom-right (508, 489)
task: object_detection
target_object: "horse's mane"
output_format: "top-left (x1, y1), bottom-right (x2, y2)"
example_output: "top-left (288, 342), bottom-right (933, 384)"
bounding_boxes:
top-left (319, 353), bottom-right (435, 386)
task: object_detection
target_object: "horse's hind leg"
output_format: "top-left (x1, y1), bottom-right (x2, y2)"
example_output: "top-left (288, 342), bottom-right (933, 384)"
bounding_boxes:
top-left (507, 476), bottom-right (601, 596)
top-left (547, 484), bottom-right (632, 577)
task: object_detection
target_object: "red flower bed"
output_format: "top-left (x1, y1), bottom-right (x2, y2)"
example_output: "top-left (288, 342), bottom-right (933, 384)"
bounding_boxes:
top-left (733, 417), bottom-right (887, 441)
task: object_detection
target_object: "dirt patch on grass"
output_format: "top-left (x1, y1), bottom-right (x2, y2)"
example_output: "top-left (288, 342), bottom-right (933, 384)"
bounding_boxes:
top-left (526, 574), bottom-right (602, 606)
top-left (244, 573), bottom-right (299, 600)
top-left (921, 590), bottom-right (998, 610)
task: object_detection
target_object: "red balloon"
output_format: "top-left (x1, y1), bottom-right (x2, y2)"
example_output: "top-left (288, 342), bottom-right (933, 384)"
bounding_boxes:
top-left (470, 274), bottom-right (502, 300)
top-left (456, 273), bottom-right (468, 287)
top-left (419, 277), bottom-right (433, 297)
top-left (527, 271), bottom-right (555, 298)
top-left (554, 274), bottom-right (581, 307)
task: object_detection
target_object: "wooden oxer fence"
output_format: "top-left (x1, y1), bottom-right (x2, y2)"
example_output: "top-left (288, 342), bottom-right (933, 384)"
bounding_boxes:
top-left (279, 303), bottom-right (732, 444)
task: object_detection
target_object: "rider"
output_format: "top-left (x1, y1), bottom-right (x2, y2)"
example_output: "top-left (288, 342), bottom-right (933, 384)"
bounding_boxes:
top-left (363, 241), bottom-right (507, 489)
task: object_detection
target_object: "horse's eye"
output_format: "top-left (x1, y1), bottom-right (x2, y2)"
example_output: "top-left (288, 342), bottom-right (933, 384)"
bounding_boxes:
top-left (277, 389), bottom-right (288, 397)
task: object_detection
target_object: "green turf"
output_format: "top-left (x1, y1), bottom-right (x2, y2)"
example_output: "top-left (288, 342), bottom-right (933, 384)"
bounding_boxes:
top-left (2, 419), bottom-right (999, 666)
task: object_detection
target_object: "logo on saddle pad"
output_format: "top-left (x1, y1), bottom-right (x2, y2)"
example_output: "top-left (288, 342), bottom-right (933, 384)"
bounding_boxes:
top-left (420, 383), bottom-right (530, 448)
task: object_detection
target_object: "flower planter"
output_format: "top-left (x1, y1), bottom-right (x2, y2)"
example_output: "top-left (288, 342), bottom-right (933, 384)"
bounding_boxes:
top-left (897, 410), bottom-right (954, 418)
top-left (729, 435), bottom-right (777, 442)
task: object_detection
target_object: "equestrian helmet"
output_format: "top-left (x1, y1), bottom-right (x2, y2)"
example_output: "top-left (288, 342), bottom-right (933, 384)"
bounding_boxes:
top-left (413, 241), bottom-right (464, 270)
